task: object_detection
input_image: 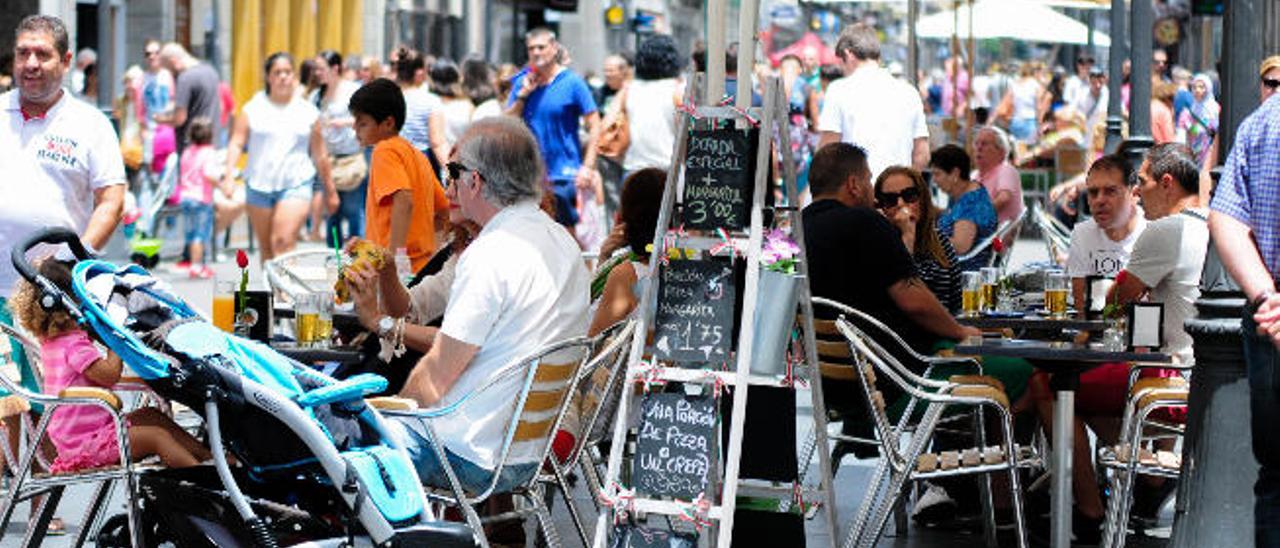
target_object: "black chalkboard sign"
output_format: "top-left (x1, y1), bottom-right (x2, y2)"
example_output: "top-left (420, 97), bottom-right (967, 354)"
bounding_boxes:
top-left (633, 393), bottom-right (716, 500)
top-left (653, 260), bottom-right (735, 364)
top-left (611, 525), bottom-right (698, 548)
top-left (683, 128), bottom-right (758, 230)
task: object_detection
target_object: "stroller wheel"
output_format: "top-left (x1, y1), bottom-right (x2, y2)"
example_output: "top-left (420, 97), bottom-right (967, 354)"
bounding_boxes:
top-left (95, 514), bottom-right (131, 548)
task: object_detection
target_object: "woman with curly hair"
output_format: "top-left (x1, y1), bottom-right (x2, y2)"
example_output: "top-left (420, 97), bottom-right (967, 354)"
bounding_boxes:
top-left (620, 35), bottom-right (685, 174)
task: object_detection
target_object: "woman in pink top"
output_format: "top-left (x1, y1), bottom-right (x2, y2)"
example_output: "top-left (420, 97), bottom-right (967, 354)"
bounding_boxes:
top-left (11, 259), bottom-right (210, 473)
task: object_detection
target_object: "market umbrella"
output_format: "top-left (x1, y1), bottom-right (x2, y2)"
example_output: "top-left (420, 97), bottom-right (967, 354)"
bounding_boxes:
top-left (915, 0), bottom-right (1111, 46)
top-left (768, 32), bottom-right (841, 66)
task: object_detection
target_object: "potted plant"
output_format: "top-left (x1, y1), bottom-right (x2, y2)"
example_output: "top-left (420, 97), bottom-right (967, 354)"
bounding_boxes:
top-left (750, 229), bottom-right (802, 377)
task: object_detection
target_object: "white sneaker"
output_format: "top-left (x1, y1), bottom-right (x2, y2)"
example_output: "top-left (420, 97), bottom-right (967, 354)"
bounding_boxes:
top-left (911, 483), bottom-right (958, 525)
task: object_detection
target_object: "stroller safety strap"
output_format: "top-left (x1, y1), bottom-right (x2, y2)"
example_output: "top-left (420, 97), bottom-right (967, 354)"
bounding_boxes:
top-left (343, 446), bottom-right (425, 524)
top-left (296, 373), bottom-right (388, 408)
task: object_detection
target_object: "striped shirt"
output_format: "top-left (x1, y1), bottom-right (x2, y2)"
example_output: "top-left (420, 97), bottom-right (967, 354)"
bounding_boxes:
top-left (1212, 94), bottom-right (1280, 275)
top-left (917, 236), bottom-right (962, 314)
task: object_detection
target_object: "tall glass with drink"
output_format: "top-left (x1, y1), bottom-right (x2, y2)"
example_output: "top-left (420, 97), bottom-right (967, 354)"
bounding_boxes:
top-left (1045, 271), bottom-right (1069, 319)
top-left (296, 294), bottom-right (320, 347)
top-left (213, 281), bottom-right (237, 332)
top-left (313, 291), bottom-right (335, 349)
top-left (961, 271), bottom-right (983, 318)
top-left (980, 267), bottom-right (1000, 311)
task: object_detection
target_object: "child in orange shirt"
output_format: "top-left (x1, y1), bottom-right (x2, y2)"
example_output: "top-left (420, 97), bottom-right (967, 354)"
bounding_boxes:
top-left (348, 78), bottom-right (449, 272)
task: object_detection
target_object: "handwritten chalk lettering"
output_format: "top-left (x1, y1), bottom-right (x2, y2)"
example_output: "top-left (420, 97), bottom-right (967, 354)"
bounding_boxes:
top-left (653, 261), bottom-right (735, 363)
top-left (633, 393), bottom-right (716, 499)
top-left (682, 128), bottom-right (756, 230)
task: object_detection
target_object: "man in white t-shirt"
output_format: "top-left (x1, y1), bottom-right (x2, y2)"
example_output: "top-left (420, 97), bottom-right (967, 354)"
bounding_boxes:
top-left (817, 23), bottom-right (929, 179)
top-left (385, 116), bottom-right (590, 493)
top-left (1112, 143), bottom-right (1209, 364)
top-left (1065, 154), bottom-right (1146, 316)
top-left (1, 14), bottom-right (126, 296)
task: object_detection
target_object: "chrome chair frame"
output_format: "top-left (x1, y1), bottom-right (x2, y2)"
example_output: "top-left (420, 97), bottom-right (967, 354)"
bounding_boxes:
top-left (835, 317), bottom-right (1032, 548)
top-left (375, 336), bottom-right (596, 548)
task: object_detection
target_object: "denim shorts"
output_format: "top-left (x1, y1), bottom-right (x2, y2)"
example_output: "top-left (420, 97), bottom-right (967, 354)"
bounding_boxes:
top-left (388, 416), bottom-right (537, 494)
top-left (180, 200), bottom-right (214, 245)
top-left (245, 180), bottom-right (313, 209)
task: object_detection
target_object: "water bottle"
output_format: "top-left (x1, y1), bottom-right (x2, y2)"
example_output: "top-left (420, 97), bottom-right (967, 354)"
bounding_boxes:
top-left (394, 248), bottom-right (413, 285)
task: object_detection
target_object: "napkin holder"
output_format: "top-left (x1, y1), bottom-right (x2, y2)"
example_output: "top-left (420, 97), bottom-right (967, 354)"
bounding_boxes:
top-left (1085, 275), bottom-right (1115, 319)
top-left (1127, 302), bottom-right (1163, 351)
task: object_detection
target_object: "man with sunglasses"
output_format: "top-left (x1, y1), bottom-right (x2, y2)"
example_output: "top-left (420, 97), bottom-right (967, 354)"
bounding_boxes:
top-left (1211, 69), bottom-right (1280, 547)
top-left (1261, 56), bottom-right (1280, 103)
top-left (387, 116), bottom-right (590, 506)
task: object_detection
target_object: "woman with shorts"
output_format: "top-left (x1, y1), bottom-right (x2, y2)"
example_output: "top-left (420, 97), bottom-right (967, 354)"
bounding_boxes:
top-left (223, 52), bottom-right (337, 260)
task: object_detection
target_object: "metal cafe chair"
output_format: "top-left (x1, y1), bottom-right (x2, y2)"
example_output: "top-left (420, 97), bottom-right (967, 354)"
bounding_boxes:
top-left (370, 336), bottom-right (596, 548)
top-left (834, 316), bottom-right (1035, 548)
top-left (1098, 362), bottom-right (1193, 548)
top-left (0, 322), bottom-right (161, 548)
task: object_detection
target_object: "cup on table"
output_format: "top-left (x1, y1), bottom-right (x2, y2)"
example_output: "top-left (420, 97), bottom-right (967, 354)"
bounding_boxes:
top-left (980, 267), bottom-right (1000, 311)
top-left (213, 280), bottom-right (237, 333)
top-left (961, 271), bottom-right (983, 318)
top-left (296, 293), bottom-right (320, 347)
top-left (1044, 271), bottom-right (1070, 319)
top-left (313, 291), bottom-right (335, 349)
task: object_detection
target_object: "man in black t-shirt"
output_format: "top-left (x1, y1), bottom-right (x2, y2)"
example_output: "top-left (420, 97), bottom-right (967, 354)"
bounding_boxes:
top-left (803, 143), bottom-right (978, 354)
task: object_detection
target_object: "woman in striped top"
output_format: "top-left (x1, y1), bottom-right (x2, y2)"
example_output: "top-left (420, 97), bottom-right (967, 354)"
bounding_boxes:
top-left (874, 166), bottom-right (961, 313)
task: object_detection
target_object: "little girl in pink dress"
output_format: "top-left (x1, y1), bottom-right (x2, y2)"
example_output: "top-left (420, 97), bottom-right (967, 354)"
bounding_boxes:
top-left (11, 259), bottom-right (210, 473)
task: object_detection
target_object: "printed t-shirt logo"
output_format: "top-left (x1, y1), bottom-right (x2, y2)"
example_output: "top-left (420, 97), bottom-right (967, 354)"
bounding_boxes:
top-left (37, 135), bottom-right (80, 168)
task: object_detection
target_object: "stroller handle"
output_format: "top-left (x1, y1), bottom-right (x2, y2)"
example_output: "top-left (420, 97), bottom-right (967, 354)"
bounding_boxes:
top-left (12, 227), bottom-right (94, 316)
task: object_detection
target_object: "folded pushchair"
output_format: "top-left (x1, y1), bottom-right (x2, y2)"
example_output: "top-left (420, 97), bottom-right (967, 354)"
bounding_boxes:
top-left (11, 228), bottom-right (476, 547)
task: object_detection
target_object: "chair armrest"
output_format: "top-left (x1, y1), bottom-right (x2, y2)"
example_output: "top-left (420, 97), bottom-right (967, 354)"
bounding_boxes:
top-left (58, 387), bottom-right (122, 411)
top-left (367, 396), bottom-right (419, 411)
top-left (943, 384), bottom-right (1011, 410)
top-left (112, 374), bottom-right (152, 392)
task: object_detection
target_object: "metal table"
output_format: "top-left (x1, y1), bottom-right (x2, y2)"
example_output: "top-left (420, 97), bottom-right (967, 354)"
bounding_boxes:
top-left (954, 338), bottom-right (1171, 548)
top-left (958, 313), bottom-right (1108, 333)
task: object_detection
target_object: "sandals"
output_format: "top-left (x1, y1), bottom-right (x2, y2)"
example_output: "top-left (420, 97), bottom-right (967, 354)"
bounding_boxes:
top-left (46, 517), bottom-right (67, 536)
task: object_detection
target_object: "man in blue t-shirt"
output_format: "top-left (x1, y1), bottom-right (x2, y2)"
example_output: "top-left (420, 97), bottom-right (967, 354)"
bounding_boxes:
top-left (506, 28), bottom-right (601, 228)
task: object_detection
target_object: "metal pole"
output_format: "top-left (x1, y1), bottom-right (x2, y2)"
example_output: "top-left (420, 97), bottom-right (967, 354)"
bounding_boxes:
top-left (96, 0), bottom-right (111, 109)
top-left (1217, 0), bottom-right (1265, 163)
top-left (1103, 0), bottom-right (1126, 153)
top-left (1120, 0), bottom-right (1155, 166)
top-left (1128, 0), bottom-right (1152, 138)
top-left (908, 0), bottom-right (919, 87)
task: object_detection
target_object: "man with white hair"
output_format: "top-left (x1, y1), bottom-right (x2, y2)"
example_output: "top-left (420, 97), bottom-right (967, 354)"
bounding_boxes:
top-left (153, 42), bottom-right (220, 152)
top-left (972, 125), bottom-right (1024, 225)
top-left (387, 116), bottom-right (590, 494)
top-left (818, 22), bottom-right (929, 179)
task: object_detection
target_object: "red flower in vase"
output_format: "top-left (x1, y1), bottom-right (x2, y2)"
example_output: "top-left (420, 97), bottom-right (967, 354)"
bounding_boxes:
top-left (236, 249), bottom-right (249, 269)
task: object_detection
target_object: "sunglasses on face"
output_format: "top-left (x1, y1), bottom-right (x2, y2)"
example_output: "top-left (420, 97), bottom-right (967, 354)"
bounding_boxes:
top-left (1264, 78), bottom-right (1280, 90)
top-left (144, 50), bottom-right (158, 58)
top-left (445, 161), bottom-right (475, 185)
top-left (875, 186), bottom-right (922, 209)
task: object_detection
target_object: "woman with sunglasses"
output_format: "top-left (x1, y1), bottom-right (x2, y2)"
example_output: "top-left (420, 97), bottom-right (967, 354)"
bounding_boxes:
top-left (875, 166), bottom-right (961, 313)
top-left (930, 145), bottom-right (998, 272)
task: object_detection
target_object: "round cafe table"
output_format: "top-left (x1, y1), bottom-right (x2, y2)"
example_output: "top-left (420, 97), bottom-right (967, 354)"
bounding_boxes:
top-left (953, 338), bottom-right (1170, 548)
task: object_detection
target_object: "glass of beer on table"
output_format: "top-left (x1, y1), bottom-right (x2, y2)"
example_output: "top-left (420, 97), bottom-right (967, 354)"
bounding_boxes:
top-left (980, 267), bottom-right (1000, 311)
top-left (1045, 271), bottom-right (1069, 319)
top-left (962, 271), bottom-right (983, 318)
top-left (212, 281), bottom-right (236, 332)
top-left (313, 291), bottom-right (335, 349)
top-left (296, 293), bottom-right (320, 346)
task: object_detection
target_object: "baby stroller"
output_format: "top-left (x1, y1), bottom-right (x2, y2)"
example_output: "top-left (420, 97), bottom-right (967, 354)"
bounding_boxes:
top-left (11, 228), bottom-right (476, 547)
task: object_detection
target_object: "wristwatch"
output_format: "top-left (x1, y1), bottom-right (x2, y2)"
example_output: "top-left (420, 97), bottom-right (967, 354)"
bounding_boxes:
top-left (376, 316), bottom-right (396, 338)
top-left (1248, 290), bottom-right (1277, 314)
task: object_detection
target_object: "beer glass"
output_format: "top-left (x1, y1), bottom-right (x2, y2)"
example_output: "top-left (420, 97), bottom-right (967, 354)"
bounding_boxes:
top-left (980, 267), bottom-right (1000, 311)
top-left (296, 293), bottom-right (320, 346)
top-left (962, 271), bottom-right (983, 318)
top-left (313, 291), bottom-right (335, 349)
top-left (1045, 271), bottom-right (1069, 319)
